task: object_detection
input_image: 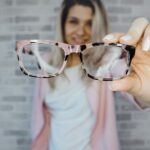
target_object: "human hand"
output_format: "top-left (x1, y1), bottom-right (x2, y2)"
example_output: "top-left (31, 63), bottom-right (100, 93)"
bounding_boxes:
top-left (103, 17), bottom-right (150, 104)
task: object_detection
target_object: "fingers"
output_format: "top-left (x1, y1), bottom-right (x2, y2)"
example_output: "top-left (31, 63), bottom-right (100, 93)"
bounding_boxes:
top-left (103, 17), bottom-right (149, 46)
top-left (119, 18), bottom-right (149, 45)
top-left (103, 33), bottom-right (124, 43)
top-left (142, 24), bottom-right (150, 51)
top-left (109, 77), bottom-right (133, 92)
top-left (109, 72), bottom-right (141, 95)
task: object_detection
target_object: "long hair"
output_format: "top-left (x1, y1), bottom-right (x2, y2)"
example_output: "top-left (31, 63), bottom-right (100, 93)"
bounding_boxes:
top-left (56, 0), bottom-right (108, 42)
top-left (49, 0), bottom-right (109, 88)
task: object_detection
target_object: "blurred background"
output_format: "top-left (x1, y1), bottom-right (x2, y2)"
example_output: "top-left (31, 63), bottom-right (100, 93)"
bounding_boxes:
top-left (0, 0), bottom-right (150, 150)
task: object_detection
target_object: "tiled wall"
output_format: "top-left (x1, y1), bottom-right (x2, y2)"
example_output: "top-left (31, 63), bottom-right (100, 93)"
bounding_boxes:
top-left (0, 0), bottom-right (150, 150)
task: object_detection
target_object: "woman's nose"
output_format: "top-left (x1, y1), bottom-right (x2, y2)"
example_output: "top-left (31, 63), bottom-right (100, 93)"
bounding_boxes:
top-left (76, 25), bottom-right (85, 36)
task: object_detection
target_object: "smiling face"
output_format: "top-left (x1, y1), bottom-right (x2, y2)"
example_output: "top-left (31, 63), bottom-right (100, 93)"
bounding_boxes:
top-left (64, 5), bottom-right (93, 45)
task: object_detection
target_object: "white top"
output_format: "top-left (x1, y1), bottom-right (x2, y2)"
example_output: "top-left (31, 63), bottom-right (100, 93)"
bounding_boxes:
top-left (45, 64), bottom-right (95, 150)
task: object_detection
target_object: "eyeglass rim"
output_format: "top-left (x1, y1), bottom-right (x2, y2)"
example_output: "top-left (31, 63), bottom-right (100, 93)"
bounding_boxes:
top-left (15, 40), bottom-right (135, 81)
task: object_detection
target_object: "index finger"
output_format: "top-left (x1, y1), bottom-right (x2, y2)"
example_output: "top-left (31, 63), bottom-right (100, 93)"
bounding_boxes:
top-left (119, 17), bottom-right (149, 45)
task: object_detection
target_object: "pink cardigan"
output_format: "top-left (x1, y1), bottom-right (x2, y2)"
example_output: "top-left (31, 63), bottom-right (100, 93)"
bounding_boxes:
top-left (30, 78), bottom-right (147, 150)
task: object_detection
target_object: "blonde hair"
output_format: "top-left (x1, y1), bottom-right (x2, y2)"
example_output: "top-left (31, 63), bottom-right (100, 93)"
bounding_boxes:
top-left (49, 0), bottom-right (108, 88)
top-left (56, 0), bottom-right (108, 42)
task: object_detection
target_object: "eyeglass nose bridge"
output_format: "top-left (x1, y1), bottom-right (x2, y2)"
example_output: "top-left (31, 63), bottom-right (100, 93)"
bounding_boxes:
top-left (67, 45), bottom-right (81, 54)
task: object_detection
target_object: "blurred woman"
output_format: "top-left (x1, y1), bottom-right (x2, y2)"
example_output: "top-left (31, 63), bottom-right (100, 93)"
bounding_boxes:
top-left (30, 0), bottom-right (150, 150)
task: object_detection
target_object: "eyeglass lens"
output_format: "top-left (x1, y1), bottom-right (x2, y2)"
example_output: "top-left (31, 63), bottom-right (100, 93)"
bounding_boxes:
top-left (20, 43), bottom-right (129, 79)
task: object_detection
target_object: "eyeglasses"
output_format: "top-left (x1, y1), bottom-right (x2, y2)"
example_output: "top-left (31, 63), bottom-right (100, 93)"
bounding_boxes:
top-left (15, 40), bottom-right (135, 81)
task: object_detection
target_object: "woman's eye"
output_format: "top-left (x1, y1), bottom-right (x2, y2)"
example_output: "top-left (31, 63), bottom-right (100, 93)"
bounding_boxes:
top-left (69, 20), bottom-right (78, 25)
top-left (87, 21), bottom-right (92, 27)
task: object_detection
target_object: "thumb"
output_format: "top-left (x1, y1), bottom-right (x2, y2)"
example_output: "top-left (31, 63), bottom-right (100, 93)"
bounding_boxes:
top-left (109, 74), bottom-right (139, 94)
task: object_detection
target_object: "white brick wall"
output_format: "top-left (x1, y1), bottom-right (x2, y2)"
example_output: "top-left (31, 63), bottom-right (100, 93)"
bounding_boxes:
top-left (0, 0), bottom-right (150, 150)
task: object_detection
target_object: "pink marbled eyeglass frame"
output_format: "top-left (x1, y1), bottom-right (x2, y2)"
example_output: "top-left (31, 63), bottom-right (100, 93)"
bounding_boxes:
top-left (15, 39), bottom-right (135, 81)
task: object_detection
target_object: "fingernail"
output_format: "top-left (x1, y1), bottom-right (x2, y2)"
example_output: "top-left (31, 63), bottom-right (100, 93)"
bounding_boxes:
top-left (103, 34), bottom-right (114, 41)
top-left (120, 35), bottom-right (132, 41)
top-left (142, 36), bottom-right (150, 52)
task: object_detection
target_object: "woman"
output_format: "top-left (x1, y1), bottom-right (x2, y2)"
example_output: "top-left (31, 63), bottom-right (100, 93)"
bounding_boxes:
top-left (31, 0), bottom-right (150, 150)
